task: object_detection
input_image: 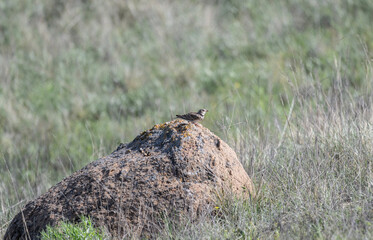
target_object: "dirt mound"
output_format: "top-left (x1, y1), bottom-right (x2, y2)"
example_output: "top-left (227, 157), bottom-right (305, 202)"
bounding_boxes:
top-left (4, 120), bottom-right (254, 239)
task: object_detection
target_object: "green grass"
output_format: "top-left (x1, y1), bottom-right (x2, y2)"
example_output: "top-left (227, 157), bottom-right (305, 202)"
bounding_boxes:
top-left (40, 216), bottom-right (108, 240)
top-left (1, 0), bottom-right (373, 239)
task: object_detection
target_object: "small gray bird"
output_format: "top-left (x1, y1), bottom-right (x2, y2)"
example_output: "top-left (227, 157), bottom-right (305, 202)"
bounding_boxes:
top-left (176, 109), bottom-right (208, 123)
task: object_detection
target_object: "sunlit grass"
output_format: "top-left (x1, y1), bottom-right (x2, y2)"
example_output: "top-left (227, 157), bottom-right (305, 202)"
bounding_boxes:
top-left (40, 216), bottom-right (108, 240)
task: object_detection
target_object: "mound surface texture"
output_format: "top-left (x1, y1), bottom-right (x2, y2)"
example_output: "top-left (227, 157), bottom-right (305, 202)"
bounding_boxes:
top-left (5, 120), bottom-right (254, 239)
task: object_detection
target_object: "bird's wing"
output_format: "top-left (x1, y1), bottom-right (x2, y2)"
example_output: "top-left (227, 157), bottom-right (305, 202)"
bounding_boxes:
top-left (177, 112), bottom-right (200, 121)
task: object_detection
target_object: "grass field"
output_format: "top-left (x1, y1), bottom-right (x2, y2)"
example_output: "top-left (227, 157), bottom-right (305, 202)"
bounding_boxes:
top-left (1, 0), bottom-right (373, 239)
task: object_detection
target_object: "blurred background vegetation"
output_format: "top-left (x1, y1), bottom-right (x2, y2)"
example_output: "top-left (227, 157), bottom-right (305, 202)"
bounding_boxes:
top-left (1, 0), bottom-right (373, 238)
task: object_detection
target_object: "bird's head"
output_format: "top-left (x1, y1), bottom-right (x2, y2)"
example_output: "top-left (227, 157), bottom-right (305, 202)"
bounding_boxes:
top-left (198, 109), bottom-right (208, 116)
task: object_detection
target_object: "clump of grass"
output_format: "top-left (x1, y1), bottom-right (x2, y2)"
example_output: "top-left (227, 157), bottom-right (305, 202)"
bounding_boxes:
top-left (40, 216), bottom-right (108, 240)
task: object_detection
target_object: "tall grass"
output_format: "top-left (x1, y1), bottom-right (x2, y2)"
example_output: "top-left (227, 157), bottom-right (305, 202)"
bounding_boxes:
top-left (1, 0), bottom-right (373, 238)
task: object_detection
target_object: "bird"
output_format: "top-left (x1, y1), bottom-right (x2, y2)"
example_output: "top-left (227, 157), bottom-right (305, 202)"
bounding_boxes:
top-left (176, 109), bottom-right (208, 123)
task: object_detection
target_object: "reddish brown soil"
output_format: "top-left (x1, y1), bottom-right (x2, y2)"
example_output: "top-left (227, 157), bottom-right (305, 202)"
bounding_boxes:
top-left (4, 119), bottom-right (254, 239)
